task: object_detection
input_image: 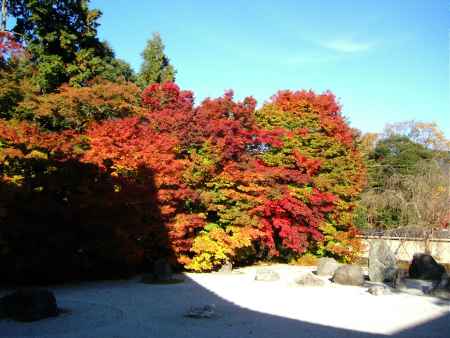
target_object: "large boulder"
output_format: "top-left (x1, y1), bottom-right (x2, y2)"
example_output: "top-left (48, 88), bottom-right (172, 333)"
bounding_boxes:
top-left (368, 240), bottom-right (397, 282)
top-left (332, 265), bottom-right (365, 286)
top-left (316, 258), bottom-right (341, 277)
top-left (0, 289), bottom-right (58, 322)
top-left (294, 272), bottom-right (326, 287)
top-left (255, 269), bottom-right (280, 282)
top-left (409, 253), bottom-right (446, 281)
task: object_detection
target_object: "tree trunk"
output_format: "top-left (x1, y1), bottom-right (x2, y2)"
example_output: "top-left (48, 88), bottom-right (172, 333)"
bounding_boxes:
top-left (1, 0), bottom-right (6, 32)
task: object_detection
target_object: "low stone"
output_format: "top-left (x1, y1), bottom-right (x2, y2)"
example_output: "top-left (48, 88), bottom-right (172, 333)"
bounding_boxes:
top-left (368, 285), bottom-right (388, 296)
top-left (409, 253), bottom-right (446, 281)
top-left (218, 261), bottom-right (233, 274)
top-left (1, 289), bottom-right (58, 322)
top-left (368, 241), bottom-right (397, 282)
top-left (316, 258), bottom-right (340, 277)
top-left (185, 304), bottom-right (216, 319)
top-left (140, 274), bottom-right (184, 284)
top-left (332, 265), bottom-right (365, 286)
top-left (255, 269), bottom-right (280, 282)
top-left (294, 272), bottom-right (326, 287)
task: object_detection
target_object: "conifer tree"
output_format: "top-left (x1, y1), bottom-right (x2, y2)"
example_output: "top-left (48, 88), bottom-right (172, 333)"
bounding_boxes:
top-left (7, 0), bottom-right (134, 91)
top-left (138, 32), bottom-right (176, 88)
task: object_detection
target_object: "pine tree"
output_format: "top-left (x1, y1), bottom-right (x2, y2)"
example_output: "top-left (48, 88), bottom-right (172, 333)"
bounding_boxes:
top-left (138, 32), bottom-right (176, 88)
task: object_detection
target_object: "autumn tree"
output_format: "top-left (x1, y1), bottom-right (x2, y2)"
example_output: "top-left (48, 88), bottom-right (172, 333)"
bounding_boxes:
top-left (138, 32), bottom-right (176, 88)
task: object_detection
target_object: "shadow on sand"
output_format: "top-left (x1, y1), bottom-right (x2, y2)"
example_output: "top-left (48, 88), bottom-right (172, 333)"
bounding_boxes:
top-left (0, 271), bottom-right (448, 338)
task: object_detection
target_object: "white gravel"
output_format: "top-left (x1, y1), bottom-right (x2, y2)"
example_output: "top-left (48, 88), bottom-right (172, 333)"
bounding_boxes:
top-left (1, 264), bottom-right (449, 338)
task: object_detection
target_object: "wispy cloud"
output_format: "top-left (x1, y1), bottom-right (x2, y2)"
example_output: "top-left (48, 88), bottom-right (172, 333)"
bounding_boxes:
top-left (319, 38), bottom-right (375, 53)
top-left (285, 54), bottom-right (338, 65)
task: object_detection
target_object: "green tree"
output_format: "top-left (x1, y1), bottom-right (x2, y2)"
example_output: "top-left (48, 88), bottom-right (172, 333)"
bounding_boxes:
top-left (367, 135), bottom-right (434, 190)
top-left (138, 32), bottom-right (176, 88)
top-left (7, 0), bottom-right (134, 91)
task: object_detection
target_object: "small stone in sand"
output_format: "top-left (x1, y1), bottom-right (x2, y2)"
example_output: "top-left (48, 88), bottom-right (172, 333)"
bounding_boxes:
top-left (255, 269), bottom-right (280, 282)
top-left (185, 304), bottom-right (216, 319)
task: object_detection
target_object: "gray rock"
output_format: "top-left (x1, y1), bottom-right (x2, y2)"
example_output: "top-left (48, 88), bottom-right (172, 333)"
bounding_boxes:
top-left (332, 265), bottom-right (365, 286)
top-left (153, 258), bottom-right (173, 281)
top-left (436, 272), bottom-right (450, 289)
top-left (218, 261), bottom-right (233, 274)
top-left (0, 289), bottom-right (58, 322)
top-left (409, 253), bottom-right (446, 281)
top-left (392, 268), bottom-right (408, 289)
top-left (0, 299), bottom-right (6, 319)
top-left (185, 304), bottom-right (216, 318)
top-left (428, 272), bottom-right (450, 300)
top-left (255, 269), bottom-right (280, 282)
top-left (294, 272), bottom-right (326, 287)
top-left (316, 258), bottom-right (341, 276)
top-left (428, 287), bottom-right (450, 300)
top-left (368, 285), bottom-right (389, 296)
top-left (368, 240), bottom-right (397, 283)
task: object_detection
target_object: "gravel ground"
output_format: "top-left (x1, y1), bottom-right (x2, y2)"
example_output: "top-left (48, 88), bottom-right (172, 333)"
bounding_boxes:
top-left (1, 264), bottom-right (449, 338)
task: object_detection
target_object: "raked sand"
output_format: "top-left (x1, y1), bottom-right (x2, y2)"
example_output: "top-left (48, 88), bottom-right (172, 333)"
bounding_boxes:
top-left (1, 264), bottom-right (449, 338)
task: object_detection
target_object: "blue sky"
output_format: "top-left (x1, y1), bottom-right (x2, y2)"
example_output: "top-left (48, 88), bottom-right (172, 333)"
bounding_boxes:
top-left (91, 0), bottom-right (449, 136)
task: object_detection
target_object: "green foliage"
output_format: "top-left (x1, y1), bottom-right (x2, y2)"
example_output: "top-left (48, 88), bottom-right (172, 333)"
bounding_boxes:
top-left (0, 65), bottom-right (23, 118)
top-left (138, 32), bottom-right (176, 88)
top-left (368, 135), bottom-right (434, 188)
top-left (34, 54), bottom-right (68, 92)
top-left (359, 124), bottom-right (449, 230)
top-left (8, 0), bottom-right (135, 92)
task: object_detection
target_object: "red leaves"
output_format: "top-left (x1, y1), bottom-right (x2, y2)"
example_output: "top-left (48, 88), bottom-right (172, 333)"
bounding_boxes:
top-left (142, 82), bottom-right (194, 113)
top-left (293, 150), bottom-right (322, 175)
top-left (0, 32), bottom-right (23, 62)
top-left (1, 81), bottom-right (365, 270)
top-left (257, 193), bottom-right (333, 256)
top-left (0, 119), bottom-right (82, 159)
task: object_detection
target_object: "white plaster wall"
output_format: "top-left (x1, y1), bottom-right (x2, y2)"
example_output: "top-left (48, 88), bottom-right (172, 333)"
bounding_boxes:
top-left (359, 236), bottom-right (450, 263)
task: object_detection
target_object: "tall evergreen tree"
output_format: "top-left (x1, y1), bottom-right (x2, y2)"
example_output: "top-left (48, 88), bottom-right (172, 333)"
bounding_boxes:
top-left (138, 32), bottom-right (176, 88)
top-left (7, 0), bottom-right (134, 92)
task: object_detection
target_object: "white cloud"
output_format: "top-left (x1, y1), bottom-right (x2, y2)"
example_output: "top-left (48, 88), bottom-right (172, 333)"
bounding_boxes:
top-left (320, 38), bottom-right (374, 53)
